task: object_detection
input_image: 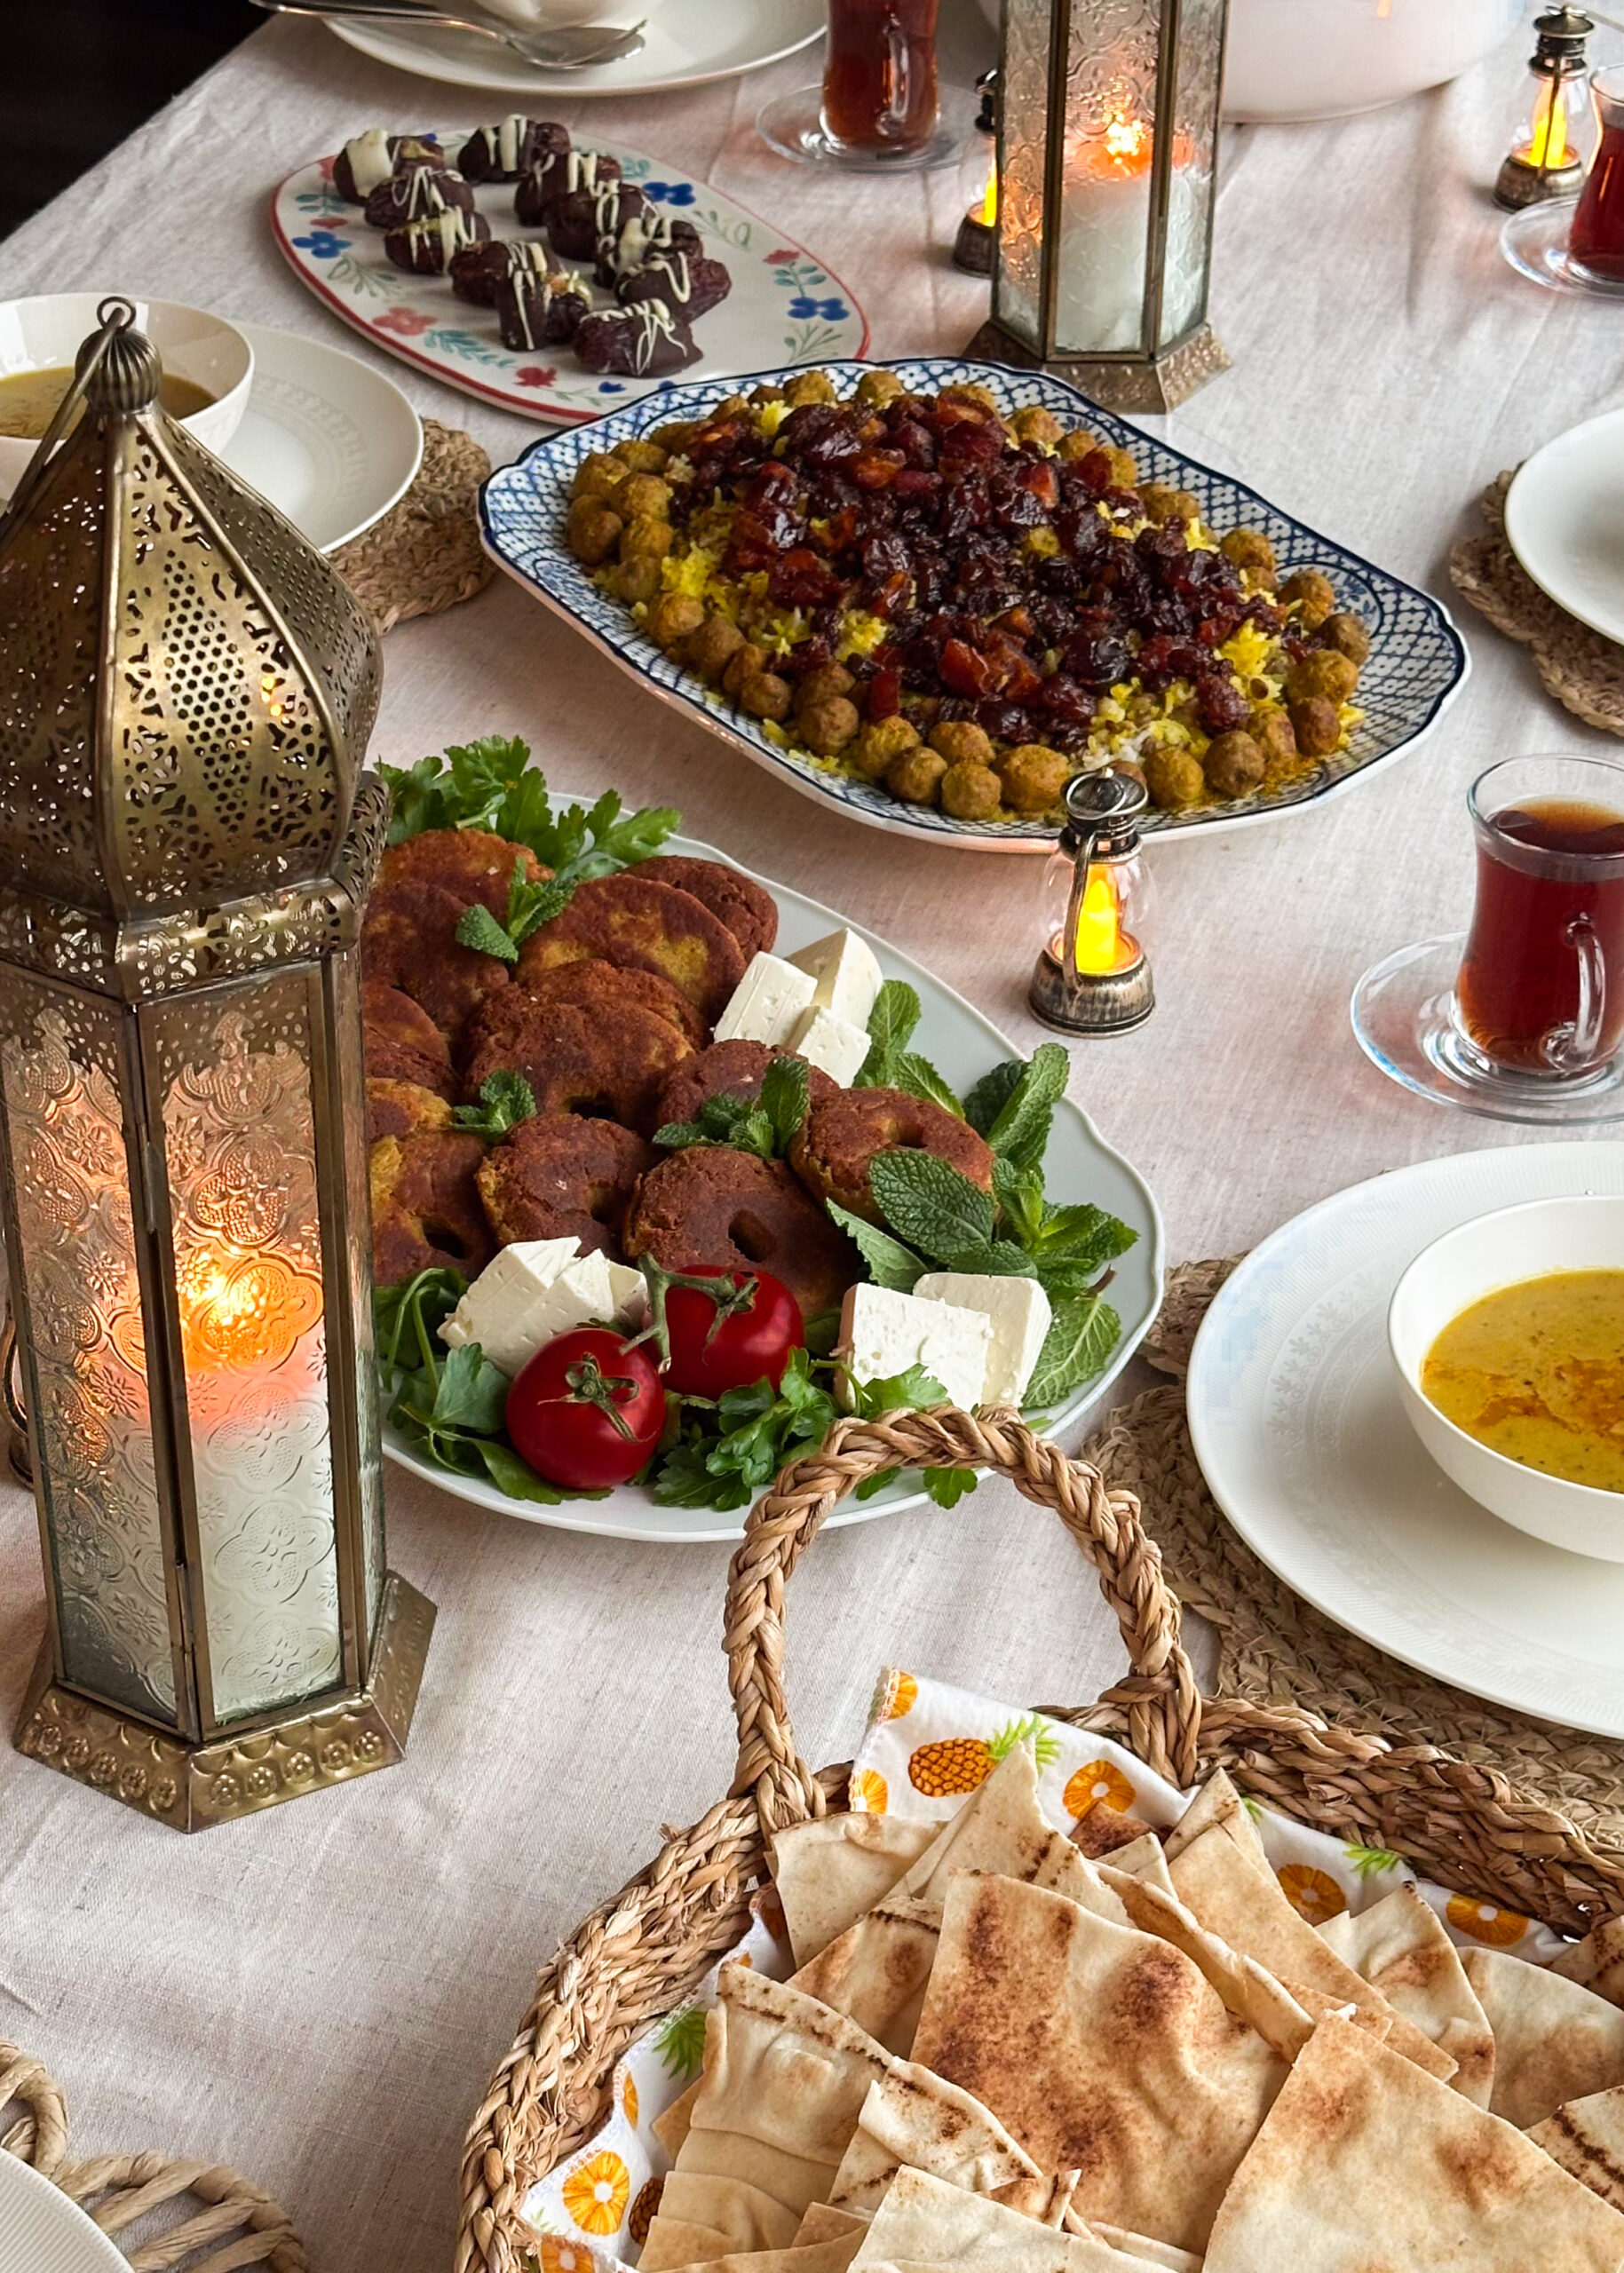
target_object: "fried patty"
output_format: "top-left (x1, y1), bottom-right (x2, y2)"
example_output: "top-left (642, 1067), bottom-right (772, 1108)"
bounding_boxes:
top-left (636, 856), bottom-right (778, 963)
top-left (360, 879), bottom-right (511, 1047)
top-left (367, 1077), bottom-right (453, 1146)
top-left (517, 872), bottom-right (745, 1026)
top-left (654, 1040), bottom-right (838, 1130)
top-left (478, 1114), bottom-right (654, 1254)
top-left (368, 1124), bottom-right (495, 1285)
top-left (363, 982), bottom-right (456, 1098)
top-left (625, 1148), bottom-right (860, 1326)
top-left (789, 1086), bottom-right (995, 1224)
top-left (516, 955), bottom-right (706, 1047)
top-left (461, 992), bottom-right (693, 1137)
top-left (378, 826), bottom-right (548, 908)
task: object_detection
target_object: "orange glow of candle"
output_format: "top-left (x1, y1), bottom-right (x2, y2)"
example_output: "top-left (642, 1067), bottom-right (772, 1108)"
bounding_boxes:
top-left (178, 1242), bottom-right (317, 1374)
top-left (1073, 862), bottom-right (1137, 975)
top-left (1525, 77), bottom-right (1570, 168)
top-left (977, 154), bottom-right (999, 226)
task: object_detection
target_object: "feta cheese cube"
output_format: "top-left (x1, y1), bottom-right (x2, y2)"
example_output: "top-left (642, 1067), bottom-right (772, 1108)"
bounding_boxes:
top-left (440, 1239), bottom-right (582, 1376)
top-left (714, 953), bottom-right (817, 1049)
top-left (788, 927), bottom-right (883, 1029)
top-left (787, 1002), bottom-right (870, 1086)
top-left (838, 1283), bottom-right (991, 1413)
top-left (915, 1272), bottom-right (1053, 1407)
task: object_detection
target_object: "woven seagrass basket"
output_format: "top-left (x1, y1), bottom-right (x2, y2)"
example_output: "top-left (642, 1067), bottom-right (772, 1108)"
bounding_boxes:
top-left (455, 1405), bottom-right (1624, 2273)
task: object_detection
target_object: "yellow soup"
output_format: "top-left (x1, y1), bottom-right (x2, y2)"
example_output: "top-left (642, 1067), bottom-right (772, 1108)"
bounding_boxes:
top-left (1422, 1270), bottom-right (1624, 1493)
top-left (0, 364), bottom-right (215, 439)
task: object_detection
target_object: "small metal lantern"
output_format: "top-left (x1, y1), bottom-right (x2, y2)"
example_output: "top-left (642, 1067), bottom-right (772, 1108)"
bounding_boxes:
top-left (0, 302), bottom-right (433, 1830)
top-left (954, 72), bottom-right (1000, 277)
top-left (1496, 7), bottom-right (1596, 210)
top-left (968, 0), bottom-right (1231, 411)
top-left (1030, 772), bottom-right (1156, 1036)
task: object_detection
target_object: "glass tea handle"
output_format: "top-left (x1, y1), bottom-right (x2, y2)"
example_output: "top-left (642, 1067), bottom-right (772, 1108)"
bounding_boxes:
top-left (1548, 913), bottom-right (1606, 1073)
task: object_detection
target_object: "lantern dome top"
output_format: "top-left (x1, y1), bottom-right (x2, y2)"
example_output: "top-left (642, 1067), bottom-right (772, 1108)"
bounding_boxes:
top-left (80, 298), bottom-right (161, 416)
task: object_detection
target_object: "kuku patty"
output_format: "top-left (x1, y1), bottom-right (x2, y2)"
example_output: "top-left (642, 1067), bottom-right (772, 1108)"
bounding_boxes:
top-left (363, 981), bottom-right (456, 1098)
top-left (461, 992), bottom-right (693, 1136)
top-left (625, 1148), bottom-right (860, 1326)
top-left (478, 1113), bottom-right (653, 1254)
top-left (790, 1086), bottom-right (995, 1224)
top-left (369, 1124), bottom-right (495, 1285)
top-left (516, 871), bottom-right (745, 1026)
top-left (515, 955), bottom-right (706, 1047)
top-left (654, 1039), bottom-right (838, 1131)
top-left (361, 879), bottom-right (511, 1048)
top-left (634, 856), bottom-right (779, 964)
top-left (377, 825), bottom-right (547, 909)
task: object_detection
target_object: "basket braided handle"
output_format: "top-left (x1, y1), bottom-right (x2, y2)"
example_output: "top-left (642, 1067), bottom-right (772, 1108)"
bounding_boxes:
top-left (725, 1405), bottom-right (1202, 1837)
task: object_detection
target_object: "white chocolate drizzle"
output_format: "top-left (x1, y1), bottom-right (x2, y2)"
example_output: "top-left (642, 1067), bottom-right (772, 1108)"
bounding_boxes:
top-left (342, 128), bottom-right (395, 197)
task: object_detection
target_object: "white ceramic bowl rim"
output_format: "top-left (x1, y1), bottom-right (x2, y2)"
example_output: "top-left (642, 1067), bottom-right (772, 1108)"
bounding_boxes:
top-left (1388, 1192), bottom-right (1624, 1507)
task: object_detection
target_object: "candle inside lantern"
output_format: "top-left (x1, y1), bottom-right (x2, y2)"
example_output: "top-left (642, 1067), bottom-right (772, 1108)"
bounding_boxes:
top-left (1526, 77), bottom-right (1571, 167)
top-left (1047, 104), bottom-right (1207, 352)
top-left (1072, 861), bottom-right (1140, 975)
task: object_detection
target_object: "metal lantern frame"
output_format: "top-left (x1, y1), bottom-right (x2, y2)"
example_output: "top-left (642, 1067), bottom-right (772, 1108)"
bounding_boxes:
top-left (0, 304), bottom-right (432, 1831)
top-left (969, 0), bottom-right (1232, 412)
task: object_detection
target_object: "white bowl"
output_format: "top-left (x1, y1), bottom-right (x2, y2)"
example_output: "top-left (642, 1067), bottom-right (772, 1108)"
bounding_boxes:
top-left (1223, 0), bottom-right (1527, 122)
top-left (471, 0), bottom-right (661, 30)
top-left (0, 294), bottom-right (253, 501)
top-left (1388, 1194), bottom-right (1624, 1559)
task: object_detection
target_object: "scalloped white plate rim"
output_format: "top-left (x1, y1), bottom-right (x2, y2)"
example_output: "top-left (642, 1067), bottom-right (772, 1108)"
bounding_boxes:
top-left (380, 823), bottom-right (1165, 1543)
top-left (0, 2150), bottom-right (131, 2273)
top-left (479, 355), bottom-right (1471, 853)
top-left (1186, 1140), bottom-right (1624, 1736)
top-left (271, 148), bottom-right (867, 429)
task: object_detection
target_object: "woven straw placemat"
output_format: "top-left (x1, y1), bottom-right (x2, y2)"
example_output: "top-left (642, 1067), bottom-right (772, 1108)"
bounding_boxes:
top-left (1450, 469), bottom-right (1624, 736)
top-left (332, 419), bottom-right (495, 634)
top-left (1084, 1256), bottom-right (1624, 1847)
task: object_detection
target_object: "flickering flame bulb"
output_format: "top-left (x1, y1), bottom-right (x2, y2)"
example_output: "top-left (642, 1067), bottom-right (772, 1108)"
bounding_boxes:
top-left (1103, 110), bottom-right (1151, 168)
top-left (1527, 78), bottom-right (1570, 166)
top-left (975, 155), bottom-right (999, 227)
top-left (1073, 863), bottom-right (1134, 975)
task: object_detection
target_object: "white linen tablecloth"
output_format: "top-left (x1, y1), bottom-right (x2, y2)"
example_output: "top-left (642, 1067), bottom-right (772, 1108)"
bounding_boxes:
top-left (3, 11), bottom-right (1624, 2266)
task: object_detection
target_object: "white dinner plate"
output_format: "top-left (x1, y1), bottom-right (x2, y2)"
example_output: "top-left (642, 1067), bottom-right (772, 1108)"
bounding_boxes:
top-left (1187, 1141), bottom-right (1624, 1737)
top-left (325, 0), bottom-right (822, 96)
top-left (1504, 406), bottom-right (1624, 651)
top-left (0, 2150), bottom-right (129, 2273)
top-left (217, 321), bottom-right (422, 552)
top-left (382, 828), bottom-right (1165, 1543)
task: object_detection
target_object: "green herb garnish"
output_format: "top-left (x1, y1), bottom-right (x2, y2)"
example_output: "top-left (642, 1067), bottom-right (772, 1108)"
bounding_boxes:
top-left (653, 1056), bottom-right (810, 1162)
top-left (450, 1070), bottom-right (538, 1140)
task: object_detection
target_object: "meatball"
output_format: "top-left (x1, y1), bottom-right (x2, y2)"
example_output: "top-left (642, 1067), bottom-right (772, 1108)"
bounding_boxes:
top-left (1319, 612), bottom-right (1372, 667)
top-left (1285, 650), bottom-right (1359, 707)
top-left (610, 556), bottom-right (661, 606)
top-left (748, 382), bottom-right (787, 407)
top-left (571, 452), bottom-right (629, 503)
top-left (612, 438), bottom-right (669, 473)
top-left (1102, 446), bottom-right (1139, 493)
top-left (722, 642), bottom-right (768, 698)
top-left (784, 369), bottom-right (838, 406)
top-left (1110, 758), bottom-right (1148, 796)
top-left (855, 368), bottom-right (906, 407)
top-left (795, 663), bottom-right (855, 710)
top-left (888, 747), bottom-right (949, 805)
top-left (929, 720), bottom-right (996, 769)
top-left (853, 716), bottom-right (919, 781)
top-left (996, 743), bottom-right (1073, 814)
top-left (1248, 707), bottom-right (1298, 767)
top-left (1010, 406), bottom-right (1062, 447)
top-left (939, 383), bottom-right (999, 413)
top-left (1203, 731), bottom-right (1266, 799)
top-left (647, 420), bottom-right (699, 454)
top-left (648, 592), bottom-right (706, 649)
top-left (1140, 483), bottom-right (1202, 527)
top-left (1056, 428), bottom-right (1107, 463)
top-left (1143, 746), bottom-right (1206, 812)
top-left (741, 670), bottom-right (792, 722)
top-left (799, 695), bottom-right (860, 756)
top-left (1219, 528), bottom-right (1277, 583)
top-left (566, 499), bottom-right (622, 565)
top-left (620, 515), bottom-right (673, 562)
top-left (1289, 696), bottom-right (1343, 757)
top-left (941, 761), bottom-right (1002, 821)
top-left (618, 473), bottom-right (672, 520)
top-left (679, 612), bottom-right (746, 682)
top-left (1279, 568), bottom-right (1335, 629)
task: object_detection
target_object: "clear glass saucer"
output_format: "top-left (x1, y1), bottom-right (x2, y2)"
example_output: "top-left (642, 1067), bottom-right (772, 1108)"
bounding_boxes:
top-left (1351, 933), bottom-right (1624, 1124)
top-left (1501, 197), bottom-right (1624, 297)
top-left (757, 88), bottom-right (962, 170)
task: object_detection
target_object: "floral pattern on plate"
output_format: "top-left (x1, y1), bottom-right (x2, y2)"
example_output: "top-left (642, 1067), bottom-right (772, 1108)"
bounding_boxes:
top-left (479, 358), bottom-right (1470, 850)
top-left (272, 143), bottom-right (867, 425)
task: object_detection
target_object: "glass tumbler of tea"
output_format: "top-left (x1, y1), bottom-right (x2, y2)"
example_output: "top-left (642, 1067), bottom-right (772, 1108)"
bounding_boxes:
top-left (1572, 65), bottom-right (1624, 283)
top-left (757, 0), bottom-right (955, 172)
top-left (1453, 754), bottom-right (1624, 1089)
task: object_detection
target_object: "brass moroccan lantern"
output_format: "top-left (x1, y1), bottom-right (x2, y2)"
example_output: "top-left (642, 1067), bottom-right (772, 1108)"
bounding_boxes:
top-left (0, 300), bottom-right (433, 1830)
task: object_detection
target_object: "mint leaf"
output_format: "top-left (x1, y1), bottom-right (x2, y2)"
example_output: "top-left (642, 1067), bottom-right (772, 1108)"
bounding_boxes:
top-left (894, 1052), bottom-right (963, 1118)
top-left (452, 1071), bottom-right (536, 1141)
top-left (938, 1240), bottom-right (1040, 1279)
top-left (827, 1200), bottom-right (925, 1293)
top-left (868, 1150), bottom-right (995, 1263)
top-left (1025, 1295), bottom-right (1122, 1407)
top-left (964, 1059), bottom-right (1024, 1138)
top-left (456, 902), bottom-right (519, 963)
top-left (505, 869), bottom-right (575, 946)
top-left (760, 1055), bottom-right (812, 1150)
top-left (923, 1466), bottom-right (978, 1508)
top-left (848, 1365), bottom-right (947, 1417)
top-left (654, 1089), bottom-right (777, 1161)
top-left (985, 1043), bottom-right (1069, 1172)
top-left (857, 979), bottom-right (923, 1088)
top-left (992, 1155), bottom-right (1046, 1247)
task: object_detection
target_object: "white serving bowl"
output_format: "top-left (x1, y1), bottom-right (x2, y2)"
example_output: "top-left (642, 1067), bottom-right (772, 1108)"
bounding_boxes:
top-left (0, 294), bottom-right (253, 501)
top-left (1223, 0), bottom-right (1528, 122)
top-left (473, 0), bottom-right (661, 29)
top-left (1389, 1194), bottom-right (1624, 1559)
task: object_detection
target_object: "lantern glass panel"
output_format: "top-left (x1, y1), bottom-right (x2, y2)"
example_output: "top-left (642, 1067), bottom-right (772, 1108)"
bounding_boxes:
top-left (151, 975), bottom-right (342, 1723)
top-left (0, 985), bottom-right (176, 1723)
top-left (333, 950), bottom-right (386, 1641)
top-left (1161, 0), bottom-right (1224, 348)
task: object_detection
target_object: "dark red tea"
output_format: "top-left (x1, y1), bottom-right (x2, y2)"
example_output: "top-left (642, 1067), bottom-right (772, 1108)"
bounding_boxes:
top-left (821, 0), bottom-right (940, 154)
top-left (1572, 115), bottom-right (1624, 281)
top-left (1457, 796), bottom-right (1624, 1073)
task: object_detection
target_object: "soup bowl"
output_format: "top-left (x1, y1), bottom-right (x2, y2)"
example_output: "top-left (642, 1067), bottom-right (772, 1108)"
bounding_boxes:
top-left (0, 294), bottom-right (253, 501)
top-left (1388, 1193), bottom-right (1624, 1558)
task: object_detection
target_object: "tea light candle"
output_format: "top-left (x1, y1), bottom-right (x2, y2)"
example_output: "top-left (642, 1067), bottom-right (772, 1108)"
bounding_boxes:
top-left (1057, 112), bottom-right (1206, 351)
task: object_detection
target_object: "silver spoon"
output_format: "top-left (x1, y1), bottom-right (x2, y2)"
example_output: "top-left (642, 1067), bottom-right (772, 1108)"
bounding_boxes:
top-left (253, 0), bottom-right (646, 70)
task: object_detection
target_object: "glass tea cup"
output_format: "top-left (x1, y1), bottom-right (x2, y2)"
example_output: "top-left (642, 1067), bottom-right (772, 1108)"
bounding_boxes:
top-left (757, 0), bottom-right (955, 171)
top-left (1452, 753), bottom-right (1624, 1088)
top-left (1572, 65), bottom-right (1624, 284)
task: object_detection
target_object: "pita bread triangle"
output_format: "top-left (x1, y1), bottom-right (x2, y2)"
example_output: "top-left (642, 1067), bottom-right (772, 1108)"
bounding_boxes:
top-left (1461, 1944), bottom-right (1624, 2128)
top-left (893, 1745), bottom-right (1130, 1925)
top-left (1554, 1916), bottom-right (1624, 2011)
top-left (911, 1869), bottom-right (1288, 2251)
top-left (850, 2166), bottom-right (1192, 2273)
top-left (1203, 2013), bottom-right (1624, 2271)
top-left (828, 2065), bottom-right (1073, 2222)
top-left (790, 1897), bottom-right (940, 2055)
top-left (1532, 2083), bottom-right (1624, 2214)
top-left (1319, 1881), bottom-right (1495, 2106)
top-left (772, 1816), bottom-right (939, 1968)
top-left (643, 2232), bottom-right (868, 2273)
top-left (1102, 1833), bottom-right (1176, 1898)
top-left (796, 2206), bottom-right (869, 2245)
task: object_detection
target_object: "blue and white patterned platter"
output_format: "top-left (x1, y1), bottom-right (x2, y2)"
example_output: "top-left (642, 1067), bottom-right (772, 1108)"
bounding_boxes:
top-left (272, 142), bottom-right (867, 427)
top-left (480, 357), bottom-right (1470, 851)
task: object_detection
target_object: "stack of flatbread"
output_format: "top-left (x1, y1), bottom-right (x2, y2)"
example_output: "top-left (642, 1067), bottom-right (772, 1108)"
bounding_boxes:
top-left (630, 1746), bottom-right (1624, 2272)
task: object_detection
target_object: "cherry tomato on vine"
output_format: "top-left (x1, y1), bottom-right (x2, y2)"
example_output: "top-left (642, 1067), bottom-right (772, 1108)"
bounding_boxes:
top-left (658, 1265), bottom-right (804, 1400)
top-left (504, 1327), bottom-right (664, 1491)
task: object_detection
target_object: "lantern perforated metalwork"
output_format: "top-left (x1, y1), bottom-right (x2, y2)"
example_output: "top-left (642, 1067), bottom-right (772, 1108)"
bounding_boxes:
top-left (0, 304), bottom-right (433, 1830)
top-left (968, 0), bottom-right (1232, 411)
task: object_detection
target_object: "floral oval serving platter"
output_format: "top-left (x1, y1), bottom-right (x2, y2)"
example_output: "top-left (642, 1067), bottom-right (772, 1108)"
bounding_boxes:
top-left (272, 142), bottom-right (867, 425)
top-left (479, 358), bottom-right (1470, 850)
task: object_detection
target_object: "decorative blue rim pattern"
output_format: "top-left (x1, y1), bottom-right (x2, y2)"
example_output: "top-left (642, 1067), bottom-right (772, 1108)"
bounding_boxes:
top-left (480, 357), bottom-right (1471, 851)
